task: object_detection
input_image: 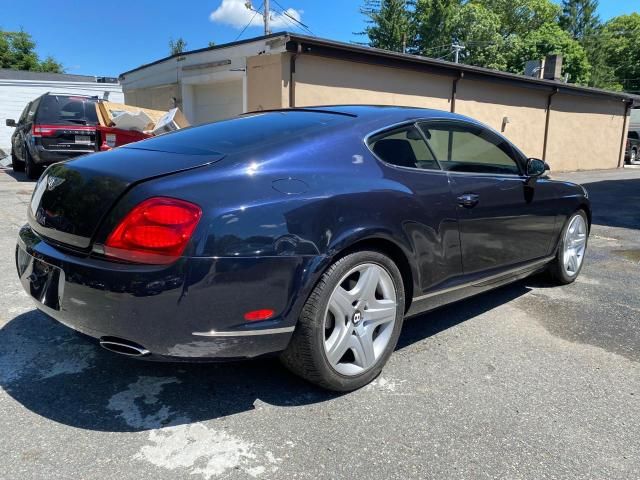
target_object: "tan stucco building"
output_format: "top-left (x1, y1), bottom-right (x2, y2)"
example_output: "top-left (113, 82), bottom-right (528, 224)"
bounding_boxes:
top-left (119, 33), bottom-right (639, 172)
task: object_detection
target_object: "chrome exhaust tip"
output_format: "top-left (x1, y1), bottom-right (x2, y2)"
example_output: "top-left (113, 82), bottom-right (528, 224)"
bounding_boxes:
top-left (99, 337), bottom-right (150, 357)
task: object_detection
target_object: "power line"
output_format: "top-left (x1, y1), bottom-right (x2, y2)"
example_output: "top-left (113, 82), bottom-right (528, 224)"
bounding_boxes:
top-left (421, 43), bottom-right (455, 54)
top-left (435, 51), bottom-right (454, 61)
top-left (235, 2), bottom-right (263, 41)
top-left (283, 10), bottom-right (315, 36)
top-left (272, 0), bottom-right (315, 36)
top-left (278, 12), bottom-right (305, 33)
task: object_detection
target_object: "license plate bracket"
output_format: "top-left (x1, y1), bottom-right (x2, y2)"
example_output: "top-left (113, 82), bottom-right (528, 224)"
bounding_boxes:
top-left (17, 247), bottom-right (65, 310)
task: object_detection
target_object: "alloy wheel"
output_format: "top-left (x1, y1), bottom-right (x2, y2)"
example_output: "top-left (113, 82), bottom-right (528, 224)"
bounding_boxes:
top-left (323, 263), bottom-right (397, 376)
top-left (562, 214), bottom-right (587, 277)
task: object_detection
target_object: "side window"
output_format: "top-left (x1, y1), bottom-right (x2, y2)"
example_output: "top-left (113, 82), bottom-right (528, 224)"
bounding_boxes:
top-left (418, 121), bottom-right (521, 175)
top-left (369, 124), bottom-right (440, 170)
top-left (26, 99), bottom-right (39, 123)
top-left (18, 103), bottom-right (31, 125)
top-left (629, 131), bottom-right (639, 140)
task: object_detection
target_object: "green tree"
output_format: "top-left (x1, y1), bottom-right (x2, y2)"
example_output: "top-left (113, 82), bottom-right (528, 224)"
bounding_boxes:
top-left (362, 0), bottom-right (412, 52)
top-left (508, 23), bottom-right (591, 83)
top-left (411, 0), bottom-right (461, 56)
top-left (475, 0), bottom-right (560, 38)
top-left (449, 2), bottom-right (508, 69)
top-left (37, 55), bottom-right (64, 73)
top-left (169, 37), bottom-right (187, 55)
top-left (3, 30), bottom-right (39, 70)
top-left (361, 0), bottom-right (597, 85)
top-left (559, 0), bottom-right (600, 41)
top-left (600, 13), bottom-right (640, 93)
top-left (0, 28), bottom-right (63, 72)
top-left (583, 33), bottom-right (622, 90)
top-left (558, 1), bottom-right (620, 89)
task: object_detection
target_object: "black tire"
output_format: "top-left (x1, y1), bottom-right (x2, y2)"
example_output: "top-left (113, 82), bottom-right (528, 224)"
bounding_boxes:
top-left (548, 209), bottom-right (589, 285)
top-left (280, 250), bottom-right (405, 392)
top-left (24, 148), bottom-right (41, 180)
top-left (11, 151), bottom-right (25, 172)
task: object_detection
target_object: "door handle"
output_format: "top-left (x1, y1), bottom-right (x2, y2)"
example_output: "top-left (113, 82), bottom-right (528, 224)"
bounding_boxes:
top-left (457, 193), bottom-right (480, 208)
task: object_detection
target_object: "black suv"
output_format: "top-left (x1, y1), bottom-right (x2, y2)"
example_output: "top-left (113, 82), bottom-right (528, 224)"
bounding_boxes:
top-left (6, 93), bottom-right (99, 179)
top-left (626, 129), bottom-right (639, 165)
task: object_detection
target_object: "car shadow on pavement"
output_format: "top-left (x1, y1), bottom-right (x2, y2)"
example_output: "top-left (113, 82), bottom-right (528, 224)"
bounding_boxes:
top-left (578, 178), bottom-right (640, 230)
top-left (0, 167), bottom-right (33, 183)
top-left (0, 280), bottom-right (534, 433)
top-left (0, 309), bottom-right (339, 433)
top-left (397, 281), bottom-right (531, 350)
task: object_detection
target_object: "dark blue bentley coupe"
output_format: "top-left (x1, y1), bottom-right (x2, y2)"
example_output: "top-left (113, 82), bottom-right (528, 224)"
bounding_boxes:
top-left (16, 106), bottom-right (590, 391)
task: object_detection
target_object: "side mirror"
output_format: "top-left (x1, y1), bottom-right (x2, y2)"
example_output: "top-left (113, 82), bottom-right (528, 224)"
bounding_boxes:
top-left (526, 158), bottom-right (549, 177)
top-left (5, 119), bottom-right (16, 127)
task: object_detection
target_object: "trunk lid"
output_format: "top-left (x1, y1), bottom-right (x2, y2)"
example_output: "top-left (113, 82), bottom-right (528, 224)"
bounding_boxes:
top-left (37, 125), bottom-right (97, 154)
top-left (28, 147), bottom-right (223, 249)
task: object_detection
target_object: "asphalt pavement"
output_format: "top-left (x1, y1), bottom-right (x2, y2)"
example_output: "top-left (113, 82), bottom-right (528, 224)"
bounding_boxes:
top-left (0, 166), bottom-right (638, 479)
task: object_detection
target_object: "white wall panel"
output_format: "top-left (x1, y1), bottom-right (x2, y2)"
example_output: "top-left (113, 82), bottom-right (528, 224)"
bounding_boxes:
top-left (0, 80), bottom-right (123, 152)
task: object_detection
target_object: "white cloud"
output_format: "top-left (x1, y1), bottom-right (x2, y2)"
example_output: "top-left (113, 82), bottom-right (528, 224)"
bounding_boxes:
top-left (210, 0), bottom-right (303, 30)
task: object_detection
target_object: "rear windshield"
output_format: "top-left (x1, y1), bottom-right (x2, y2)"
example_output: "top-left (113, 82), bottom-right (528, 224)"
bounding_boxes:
top-left (123, 111), bottom-right (353, 155)
top-left (36, 95), bottom-right (98, 125)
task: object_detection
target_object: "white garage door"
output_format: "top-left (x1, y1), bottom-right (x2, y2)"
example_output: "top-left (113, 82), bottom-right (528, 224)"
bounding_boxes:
top-left (193, 81), bottom-right (243, 125)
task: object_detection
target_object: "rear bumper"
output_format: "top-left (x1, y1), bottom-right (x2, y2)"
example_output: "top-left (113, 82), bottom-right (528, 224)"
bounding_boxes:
top-left (16, 225), bottom-right (317, 360)
top-left (32, 145), bottom-right (94, 165)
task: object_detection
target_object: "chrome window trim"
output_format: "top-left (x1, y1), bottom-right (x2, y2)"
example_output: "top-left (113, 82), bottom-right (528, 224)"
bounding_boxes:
top-left (445, 170), bottom-right (526, 179)
top-left (364, 117), bottom-right (528, 178)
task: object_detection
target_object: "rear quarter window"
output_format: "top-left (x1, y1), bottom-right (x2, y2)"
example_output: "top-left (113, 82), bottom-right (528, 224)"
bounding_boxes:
top-left (368, 124), bottom-right (440, 170)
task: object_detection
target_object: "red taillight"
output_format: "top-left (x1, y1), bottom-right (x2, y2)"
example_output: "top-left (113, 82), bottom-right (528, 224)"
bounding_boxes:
top-left (32, 125), bottom-right (58, 137)
top-left (244, 309), bottom-right (275, 321)
top-left (104, 197), bottom-right (202, 264)
top-left (32, 124), bottom-right (96, 137)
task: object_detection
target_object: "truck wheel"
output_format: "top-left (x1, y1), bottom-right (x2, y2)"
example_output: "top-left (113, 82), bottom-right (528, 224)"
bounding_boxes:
top-left (631, 148), bottom-right (638, 165)
top-left (281, 250), bottom-right (405, 391)
top-left (11, 151), bottom-right (25, 172)
top-left (24, 148), bottom-right (41, 180)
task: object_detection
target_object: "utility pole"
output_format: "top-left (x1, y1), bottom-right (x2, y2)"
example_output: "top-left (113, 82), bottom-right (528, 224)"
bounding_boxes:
top-left (264, 0), bottom-right (271, 35)
top-left (451, 41), bottom-right (465, 64)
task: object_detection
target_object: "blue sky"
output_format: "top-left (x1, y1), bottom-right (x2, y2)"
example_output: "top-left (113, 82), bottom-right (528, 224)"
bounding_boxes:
top-left (1, 0), bottom-right (637, 77)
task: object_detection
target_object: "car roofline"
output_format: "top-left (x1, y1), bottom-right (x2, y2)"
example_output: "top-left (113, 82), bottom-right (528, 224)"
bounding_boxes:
top-left (38, 92), bottom-right (99, 100)
top-left (242, 107), bottom-right (358, 118)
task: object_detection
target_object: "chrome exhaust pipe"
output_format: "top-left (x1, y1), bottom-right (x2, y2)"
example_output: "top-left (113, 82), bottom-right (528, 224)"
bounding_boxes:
top-left (99, 337), bottom-right (150, 357)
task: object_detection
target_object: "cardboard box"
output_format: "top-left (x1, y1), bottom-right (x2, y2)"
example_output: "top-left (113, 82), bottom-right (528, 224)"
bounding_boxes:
top-left (96, 101), bottom-right (190, 135)
top-left (98, 102), bottom-right (168, 129)
top-left (151, 108), bottom-right (190, 135)
top-left (112, 110), bottom-right (154, 132)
